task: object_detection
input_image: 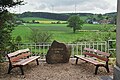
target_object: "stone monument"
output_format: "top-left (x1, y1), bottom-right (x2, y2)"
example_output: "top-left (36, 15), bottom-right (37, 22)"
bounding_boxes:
top-left (46, 40), bottom-right (70, 64)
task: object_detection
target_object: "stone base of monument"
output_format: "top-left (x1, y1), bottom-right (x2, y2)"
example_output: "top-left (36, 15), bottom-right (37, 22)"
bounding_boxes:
top-left (46, 40), bottom-right (71, 64)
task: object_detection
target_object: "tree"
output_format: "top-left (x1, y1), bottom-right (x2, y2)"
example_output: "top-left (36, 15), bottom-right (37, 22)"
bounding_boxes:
top-left (15, 35), bottom-right (22, 44)
top-left (0, 0), bottom-right (23, 62)
top-left (97, 14), bottom-right (103, 20)
top-left (67, 15), bottom-right (84, 33)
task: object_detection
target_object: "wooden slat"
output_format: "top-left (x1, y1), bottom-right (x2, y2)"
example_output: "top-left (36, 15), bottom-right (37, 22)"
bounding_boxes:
top-left (96, 50), bottom-right (110, 57)
top-left (84, 48), bottom-right (97, 52)
top-left (20, 48), bottom-right (30, 53)
top-left (83, 52), bottom-right (108, 61)
top-left (84, 48), bottom-right (110, 57)
top-left (10, 52), bottom-right (31, 62)
top-left (8, 50), bottom-right (21, 57)
top-left (13, 56), bottom-right (40, 66)
top-left (79, 57), bottom-right (105, 65)
top-left (7, 48), bottom-right (30, 57)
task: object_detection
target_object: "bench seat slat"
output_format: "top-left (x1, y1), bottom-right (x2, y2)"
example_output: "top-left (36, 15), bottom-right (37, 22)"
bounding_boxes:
top-left (10, 52), bottom-right (31, 62)
top-left (8, 50), bottom-right (21, 58)
top-left (8, 48), bottom-right (30, 57)
top-left (75, 55), bottom-right (105, 65)
top-left (79, 57), bottom-right (105, 65)
top-left (83, 52), bottom-right (108, 61)
top-left (13, 56), bottom-right (40, 66)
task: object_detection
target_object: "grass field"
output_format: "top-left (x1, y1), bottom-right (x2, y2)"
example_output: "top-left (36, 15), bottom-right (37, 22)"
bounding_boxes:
top-left (21, 23), bottom-right (115, 31)
top-left (12, 23), bottom-right (116, 43)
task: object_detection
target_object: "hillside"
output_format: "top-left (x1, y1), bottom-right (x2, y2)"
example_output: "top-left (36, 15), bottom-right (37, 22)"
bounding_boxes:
top-left (17, 12), bottom-right (117, 21)
top-left (18, 12), bottom-right (69, 21)
top-left (17, 12), bottom-right (94, 21)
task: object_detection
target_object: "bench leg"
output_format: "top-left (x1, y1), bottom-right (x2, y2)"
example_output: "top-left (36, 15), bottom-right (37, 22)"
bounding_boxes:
top-left (36, 59), bottom-right (39, 65)
top-left (105, 65), bottom-right (110, 73)
top-left (8, 65), bottom-right (12, 74)
top-left (95, 66), bottom-right (99, 75)
top-left (75, 57), bottom-right (79, 64)
top-left (19, 66), bottom-right (24, 75)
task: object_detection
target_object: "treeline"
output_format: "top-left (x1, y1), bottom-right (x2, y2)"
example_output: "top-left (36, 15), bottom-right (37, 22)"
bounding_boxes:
top-left (103, 12), bottom-right (117, 17)
top-left (18, 12), bottom-right (69, 21)
top-left (17, 12), bottom-right (94, 21)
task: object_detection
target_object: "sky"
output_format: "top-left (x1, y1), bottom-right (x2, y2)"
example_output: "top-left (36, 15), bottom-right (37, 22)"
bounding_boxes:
top-left (9, 0), bottom-right (117, 14)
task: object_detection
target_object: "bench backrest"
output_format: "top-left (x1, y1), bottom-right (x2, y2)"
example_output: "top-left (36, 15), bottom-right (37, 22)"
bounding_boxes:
top-left (7, 48), bottom-right (31, 62)
top-left (83, 48), bottom-right (110, 62)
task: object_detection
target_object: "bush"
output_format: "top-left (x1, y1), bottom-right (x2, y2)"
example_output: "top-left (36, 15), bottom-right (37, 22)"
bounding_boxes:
top-left (28, 29), bottom-right (53, 43)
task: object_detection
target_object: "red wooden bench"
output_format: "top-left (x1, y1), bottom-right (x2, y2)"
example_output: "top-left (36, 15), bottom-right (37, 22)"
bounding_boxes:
top-left (74, 48), bottom-right (111, 74)
top-left (7, 48), bottom-right (40, 75)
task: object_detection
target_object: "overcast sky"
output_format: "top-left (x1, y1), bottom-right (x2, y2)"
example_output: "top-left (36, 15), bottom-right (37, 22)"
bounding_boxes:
top-left (10, 0), bottom-right (117, 14)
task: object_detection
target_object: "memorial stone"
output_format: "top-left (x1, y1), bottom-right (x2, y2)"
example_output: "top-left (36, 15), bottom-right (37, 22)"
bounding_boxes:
top-left (46, 40), bottom-right (70, 64)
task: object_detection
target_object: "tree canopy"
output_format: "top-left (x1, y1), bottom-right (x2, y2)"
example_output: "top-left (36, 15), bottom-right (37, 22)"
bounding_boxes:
top-left (0, 0), bottom-right (24, 11)
top-left (67, 15), bottom-right (84, 33)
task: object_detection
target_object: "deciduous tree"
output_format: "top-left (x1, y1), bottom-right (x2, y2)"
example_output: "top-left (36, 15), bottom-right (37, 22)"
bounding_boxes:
top-left (67, 15), bottom-right (84, 33)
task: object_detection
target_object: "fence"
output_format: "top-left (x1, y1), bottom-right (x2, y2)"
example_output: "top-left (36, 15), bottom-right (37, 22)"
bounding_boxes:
top-left (17, 41), bottom-right (107, 58)
top-left (108, 40), bottom-right (116, 57)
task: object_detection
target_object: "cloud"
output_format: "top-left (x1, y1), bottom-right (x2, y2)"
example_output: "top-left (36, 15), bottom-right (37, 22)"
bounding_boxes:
top-left (32, 0), bottom-right (110, 10)
top-left (10, 0), bottom-right (117, 14)
top-left (34, 3), bottom-right (47, 10)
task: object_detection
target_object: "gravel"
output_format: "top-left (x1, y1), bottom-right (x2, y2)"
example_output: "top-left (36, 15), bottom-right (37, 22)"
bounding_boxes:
top-left (0, 58), bottom-right (113, 80)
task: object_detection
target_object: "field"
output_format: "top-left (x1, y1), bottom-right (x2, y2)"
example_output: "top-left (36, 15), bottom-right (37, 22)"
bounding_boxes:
top-left (12, 22), bottom-right (116, 43)
top-left (21, 16), bottom-right (88, 21)
top-left (21, 17), bottom-right (56, 21)
top-left (21, 17), bottom-right (67, 24)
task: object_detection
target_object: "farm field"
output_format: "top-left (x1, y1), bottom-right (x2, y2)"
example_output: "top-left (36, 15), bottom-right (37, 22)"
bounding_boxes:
top-left (21, 17), bottom-right (56, 21)
top-left (21, 17), bottom-right (67, 24)
top-left (12, 23), bottom-right (116, 43)
top-left (21, 16), bottom-right (88, 21)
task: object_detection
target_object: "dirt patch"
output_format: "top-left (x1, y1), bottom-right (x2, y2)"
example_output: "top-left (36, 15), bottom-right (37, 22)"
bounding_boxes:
top-left (0, 58), bottom-right (113, 80)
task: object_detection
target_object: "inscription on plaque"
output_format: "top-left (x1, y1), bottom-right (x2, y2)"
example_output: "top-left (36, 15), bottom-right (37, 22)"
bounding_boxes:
top-left (46, 40), bottom-right (70, 64)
